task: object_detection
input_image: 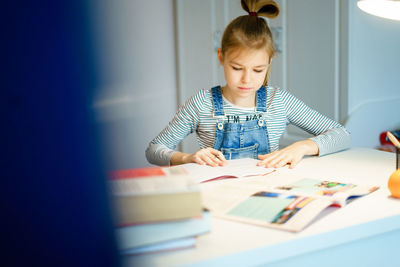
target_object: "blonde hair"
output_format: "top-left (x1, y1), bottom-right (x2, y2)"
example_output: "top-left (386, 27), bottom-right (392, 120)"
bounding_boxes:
top-left (220, 0), bottom-right (279, 86)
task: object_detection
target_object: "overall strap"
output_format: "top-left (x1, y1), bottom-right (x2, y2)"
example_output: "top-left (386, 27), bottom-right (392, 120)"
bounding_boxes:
top-left (211, 86), bottom-right (224, 116)
top-left (255, 86), bottom-right (267, 112)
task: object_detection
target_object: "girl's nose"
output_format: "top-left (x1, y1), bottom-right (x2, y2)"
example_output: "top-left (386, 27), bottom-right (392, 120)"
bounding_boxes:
top-left (241, 70), bottom-right (250, 83)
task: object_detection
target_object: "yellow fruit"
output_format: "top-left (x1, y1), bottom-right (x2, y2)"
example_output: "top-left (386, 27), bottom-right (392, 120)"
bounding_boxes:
top-left (388, 169), bottom-right (400, 198)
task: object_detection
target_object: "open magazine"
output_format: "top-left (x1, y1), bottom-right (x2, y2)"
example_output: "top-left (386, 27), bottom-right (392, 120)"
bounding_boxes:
top-left (201, 177), bottom-right (379, 232)
top-left (179, 158), bottom-right (275, 183)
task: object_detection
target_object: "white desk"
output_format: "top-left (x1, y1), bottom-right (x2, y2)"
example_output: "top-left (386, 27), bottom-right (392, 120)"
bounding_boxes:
top-left (123, 148), bottom-right (400, 267)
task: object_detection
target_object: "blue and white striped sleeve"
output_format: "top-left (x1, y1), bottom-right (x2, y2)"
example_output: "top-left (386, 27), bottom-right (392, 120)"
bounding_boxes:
top-left (145, 91), bottom-right (202, 166)
top-left (280, 89), bottom-right (351, 156)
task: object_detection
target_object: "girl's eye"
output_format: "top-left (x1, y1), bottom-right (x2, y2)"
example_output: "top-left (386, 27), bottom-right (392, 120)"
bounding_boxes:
top-left (254, 69), bottom-right (264, 73)
top-left (232, 66), bottom-right (242, 71)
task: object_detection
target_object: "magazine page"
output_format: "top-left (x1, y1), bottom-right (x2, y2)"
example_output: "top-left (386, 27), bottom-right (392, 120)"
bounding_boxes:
top-left (273, 178), bottom-right (379, 207)
top-left (179, 158), bottom-right (275, 183)
top-left (201, 180), bottom-right (334, 232)
top-left (201, 177), bottom-right (379, 232)
top-left (201, 181), bottom-right (266, 213)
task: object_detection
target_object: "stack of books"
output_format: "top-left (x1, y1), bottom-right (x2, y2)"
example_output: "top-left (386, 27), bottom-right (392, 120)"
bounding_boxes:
top-left (109, 166), bottom-right (210, 255)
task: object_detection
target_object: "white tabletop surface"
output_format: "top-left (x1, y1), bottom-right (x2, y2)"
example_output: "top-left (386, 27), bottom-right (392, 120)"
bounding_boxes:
top-left (122, 148), bottom-right (400, 267)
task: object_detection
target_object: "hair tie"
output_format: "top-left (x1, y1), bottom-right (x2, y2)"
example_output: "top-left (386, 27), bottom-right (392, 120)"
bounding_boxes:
top-left (249, 12), bottom-right (258, 17)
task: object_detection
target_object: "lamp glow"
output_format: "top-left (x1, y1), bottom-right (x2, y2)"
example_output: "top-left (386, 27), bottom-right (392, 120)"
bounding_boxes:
top-left (357, 0), bottom-right (400, 21)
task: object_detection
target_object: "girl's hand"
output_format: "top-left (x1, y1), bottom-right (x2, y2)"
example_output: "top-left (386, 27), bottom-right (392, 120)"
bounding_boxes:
top-left (257, 140), bottom-right (319, 169)
top-left (187, 147), bottom-right (227, 167)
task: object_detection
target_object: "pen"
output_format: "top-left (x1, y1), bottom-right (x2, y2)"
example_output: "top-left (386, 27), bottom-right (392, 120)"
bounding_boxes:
top-left (387, 131), bottom-right (400, 149)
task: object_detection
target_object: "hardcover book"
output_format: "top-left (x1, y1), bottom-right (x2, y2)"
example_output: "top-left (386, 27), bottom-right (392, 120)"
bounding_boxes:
top-left (117, 210), bottom-right (211, 252)
top-left (109, 166), bottom-right (202, 225)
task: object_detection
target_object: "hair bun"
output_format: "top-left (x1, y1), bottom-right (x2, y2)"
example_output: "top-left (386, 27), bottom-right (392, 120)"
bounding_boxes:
top-left (241, 0), bottom-right (280, 19)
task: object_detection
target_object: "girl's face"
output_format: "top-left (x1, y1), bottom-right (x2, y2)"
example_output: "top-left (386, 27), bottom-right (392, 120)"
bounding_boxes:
top-left (218, 47), bottom-right (270, 106)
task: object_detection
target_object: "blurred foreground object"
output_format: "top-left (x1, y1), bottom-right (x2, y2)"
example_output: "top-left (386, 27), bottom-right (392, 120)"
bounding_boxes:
top-left (1, 1), bottom-right (120, 266)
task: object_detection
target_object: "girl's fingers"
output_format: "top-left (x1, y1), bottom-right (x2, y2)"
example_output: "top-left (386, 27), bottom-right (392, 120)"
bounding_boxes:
top-left (274, 156), bottom-right (290, 168)
top-left (289, 160), bottom-right (297, 169)
top-left (258, 153), bottom-right (273, 160)
top-left (289, 156), bottom-right (303, 169)
top-left (206, 148), bottom-right (226, 166)
top-left (257, 156), bottom-right (269, 166)
top-left (259, 152), bottom-right (289, 168)
top-left (202, 153), bottom-right (218, 167)
top-left (257, 152), bottom-right (280, 167)
top-left (213, 151), bottom-right (227, 166)
top-left (191, 148), bottom-right (227, 167)
top-left (211, 155), bottom-right (222, 165)
top-left (216, 151), bottom-right (226, 161)
top-left (266, 155), bottom-right (286, 168)
top-left (193, 148), bottom-right (214, 166)
top-left (194, 157), bottom-right (206, 165)
top-left (258, 151), bottom-right (279, 160)
top-left (258, 154), bottom-right (268, 160)
top-left (258, 144), bottom-right (306, 169)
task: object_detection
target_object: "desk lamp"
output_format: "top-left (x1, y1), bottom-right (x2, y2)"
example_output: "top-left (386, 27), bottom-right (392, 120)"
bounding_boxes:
top-left (387, 132), bottom-right (400, 198)
top-left (357, 0), bottom-right (400, 21)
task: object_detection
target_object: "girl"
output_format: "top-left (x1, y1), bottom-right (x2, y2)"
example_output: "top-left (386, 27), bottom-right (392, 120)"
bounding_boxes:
top-left (146, 0), bottom-right (351, 169)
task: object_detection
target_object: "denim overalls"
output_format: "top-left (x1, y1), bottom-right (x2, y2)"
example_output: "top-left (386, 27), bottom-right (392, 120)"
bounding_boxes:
top-left (212, 86), bottom-right (271, 160)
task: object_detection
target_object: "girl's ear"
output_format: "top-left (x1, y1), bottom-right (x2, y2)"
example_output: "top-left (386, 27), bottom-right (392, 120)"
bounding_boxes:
top-left (217, 48), bottom-right (224, 65)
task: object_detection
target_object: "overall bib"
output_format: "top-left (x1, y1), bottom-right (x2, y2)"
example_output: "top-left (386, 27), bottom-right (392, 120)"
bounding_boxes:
top-left (212, 86), bottom-right (271, 160)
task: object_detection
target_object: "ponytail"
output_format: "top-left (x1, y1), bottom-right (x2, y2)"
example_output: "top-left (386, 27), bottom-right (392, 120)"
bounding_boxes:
top-left (220, 0), bottom-right (280, 86)
top-left (241, 0), bottom-right (279, 19)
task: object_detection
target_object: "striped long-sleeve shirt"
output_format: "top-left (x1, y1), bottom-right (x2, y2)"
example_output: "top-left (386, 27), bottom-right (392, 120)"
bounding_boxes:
top-left (146, 87), bottom-right (351, 166)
